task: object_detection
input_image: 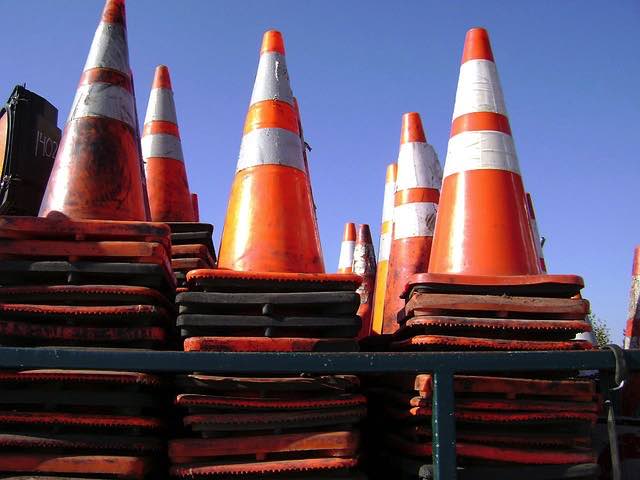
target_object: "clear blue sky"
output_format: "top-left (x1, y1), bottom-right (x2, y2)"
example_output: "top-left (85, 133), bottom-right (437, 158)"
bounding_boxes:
top-left (2, 1), bottom-right (638, 342)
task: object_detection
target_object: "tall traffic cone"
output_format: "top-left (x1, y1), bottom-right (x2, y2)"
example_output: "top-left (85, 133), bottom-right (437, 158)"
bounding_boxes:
top-left (337, 223), bottom-right (356, 274)
top-left (217, 30), bottom-right (324, 273)
top-left (383, 113), bottom-right (442, 333)
top-left (371, 164), bottom-right (397, 335)
top-left (352, 224), bottom-right (377, 338)
top-left (428, 28), bottom-right (540, 277)
top-left (143, 65), bottom-right (196, 222)
top-left (525, 193), bottom-right (547, 273)
top-left (39, 0), bottom-right (147, 221)
top-left (625, 247), bottom-right (640, 349)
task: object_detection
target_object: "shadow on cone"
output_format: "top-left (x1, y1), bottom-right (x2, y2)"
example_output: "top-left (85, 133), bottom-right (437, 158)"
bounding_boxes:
top-left (337, 223), bottom-right (356, 274)
top-left (422, 28), bottom-right (582, 293)
top-left (353, 224), bottom-right (377, 338)
top-left (383, 113), bottom-right (442, 334)
top-left (39, 0), bottom-right (147, 221)
top-left (143, 65), bottom-right (196, 222)
top-left (217, 31), bottom-right (324, 273)
top-left (525, 193), bottom-right (547, 273)
top-left (371, 163), bottom-right (396, 335)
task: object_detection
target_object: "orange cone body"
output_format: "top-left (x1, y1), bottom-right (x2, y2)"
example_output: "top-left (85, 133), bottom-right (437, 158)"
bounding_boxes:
top-left (383, 113), bottom-right (442, 333)
top-left (352, 224), bottom-right (377, 338)
top-left (371, 164), bottom-right (397, 334)
top-left (337, 223), bottom-right (356, 274)
top-left (191, 193), bottom-right (200, 222)
top-left (428, 28), bottom-right (541, 276)
top-left (39, 0), bottom-right (147, 221)
top-left (625, 247), bottom-right (640, 349)
top-left (217, 31), bottom-right (324, 273)
top-left (525, 193), bottom-right (547, 273)
top-left (143, 65), bottom-right (196, 222)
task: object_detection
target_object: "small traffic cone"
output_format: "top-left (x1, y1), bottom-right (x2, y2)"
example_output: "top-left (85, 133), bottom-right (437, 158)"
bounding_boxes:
top-left (217, 30), bottom-right (324, 273)
top-left (383, 113), bottom-right (442, 333)
top-left (352, 224), bottom-right (377, 338)
top-left (525, 193), bottom-right (547, 273)
top-left (39, 0), bottom-right (147, 221)
top-left (625, 247), bottom-right (640, 349)
top-left (143, 65), bottom-right (196, 222)
top-left (428, 28), bottom-right (540, 277)
top-left (191, 193), bottom-right (200, 222)
top-left (337, 223), bottom-right (356, 274)
top-left (371, 164), bottom-right (397, 335)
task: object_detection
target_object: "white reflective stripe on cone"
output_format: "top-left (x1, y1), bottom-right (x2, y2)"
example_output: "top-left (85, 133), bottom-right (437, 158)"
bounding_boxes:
top-left (249, 52), bottom-right (294, 106)
top-left (338, 240), bottom-right (356, 269)
top-left (396, 143), bottom-right (442, 190)
top-left (236, 128), bottom-right (305, 172)
top-left (452, 59), bottom-right (507, 119)
top-left (378, 231), bottom-right (392, 261)
top-left (142, 134), bottom-right (184, 162)
top-left (83, 22), bottom-right (130, 74)
top-left (393, 202), bottom-right (438, 239)
top-left (67, 83), bottom-right (136, 129)
top-left (444, 130), bottom-right (520, 178)
top-left (144, 88), bottom-right (178, 125)
top-left (381, 181), bottom-right (396, 222)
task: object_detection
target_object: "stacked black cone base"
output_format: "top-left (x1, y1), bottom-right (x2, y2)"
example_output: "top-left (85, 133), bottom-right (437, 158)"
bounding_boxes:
top-left (166, 223), bottom-right (216, 288)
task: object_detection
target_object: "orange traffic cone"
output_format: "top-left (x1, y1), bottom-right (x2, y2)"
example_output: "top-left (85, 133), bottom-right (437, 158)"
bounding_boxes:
top-left (217, 30), bottom-right (324, 273)
top-left (383, 113), bottom-right (442, 333)
top-left (191, 193), bottom-right (200, 222)
top-left (625, 247), bottom-right (640, 349)
top-left (352, 224), bottom-right (377, 338)
top-left (525, 193), bottom-right (547, 273)
top-left (39, 0), bottom-right (147, 221)
top-left (413, 28), bottom-right (581, 295)
top-left (337, 223), bottom-right (356, 274)
top-left (143, 65), bottom-right (196, 222)
top-left (371, 163), bottom-right (397, 335)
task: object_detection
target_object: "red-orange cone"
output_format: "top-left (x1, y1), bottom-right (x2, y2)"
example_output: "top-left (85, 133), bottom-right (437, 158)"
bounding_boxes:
top-left (383, 113), bottom-right (442, 333)
top-left (352, 224), bottom-right (377, 338)
top-left (371, 164), bottom-right (397, 334)
top-left (191, 193), bottom-right (200, 222)
top-left (39, 0), bottom-right (147, 221)
top-left (525, 193), bottom-right (547, 273)
top-left (625, 247), bottom-right (640, 349)
top-left (217, 31), bottom-right (324, 273)
top-left (143, 65), bottom-right (196, 222)
top-left (337, 223), bottom-right (356, 274)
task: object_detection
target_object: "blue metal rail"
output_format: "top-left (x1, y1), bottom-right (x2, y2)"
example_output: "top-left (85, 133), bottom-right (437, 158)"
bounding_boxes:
top-left (0, 347), bottom-right (638, 479)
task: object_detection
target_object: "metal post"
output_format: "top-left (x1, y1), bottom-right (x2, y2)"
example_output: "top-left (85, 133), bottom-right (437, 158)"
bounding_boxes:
top-left (432, 370), bottom-right (457, 480)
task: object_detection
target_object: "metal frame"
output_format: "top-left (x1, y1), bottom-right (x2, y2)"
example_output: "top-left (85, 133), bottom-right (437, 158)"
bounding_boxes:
top-left (0, 347), bottom-right (639, 479)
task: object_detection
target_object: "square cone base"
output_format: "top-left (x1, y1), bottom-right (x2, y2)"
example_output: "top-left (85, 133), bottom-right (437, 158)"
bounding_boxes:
top-left (184, 336), bottom-right (359, 352)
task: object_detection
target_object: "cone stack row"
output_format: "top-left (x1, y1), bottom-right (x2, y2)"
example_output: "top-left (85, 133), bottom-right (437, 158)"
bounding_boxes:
top-left (366, 28), bottom-right (600, 478)
top-left (0, 1), bottom-right (173, 477)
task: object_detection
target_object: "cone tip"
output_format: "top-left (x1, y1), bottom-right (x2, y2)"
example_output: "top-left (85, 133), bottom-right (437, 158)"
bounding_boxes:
top-left (343, 222), bottom-right (356, 241)
top-left (357, 224), bottom-right (373, 244)
top-left (462, 27), bottom-right (494, 63)
top-left (385, 163), bottom-right (397, 183)
top-left (101, 0), bottom-right (126, 25)
top-left (261, 30), bottom-right (285, 55)
top-left (401, 112), bottom-right (426, 144)
top-left (152, 65), bottom-right (172, 90)
top-left (633, 246), bottom-right (640, 276)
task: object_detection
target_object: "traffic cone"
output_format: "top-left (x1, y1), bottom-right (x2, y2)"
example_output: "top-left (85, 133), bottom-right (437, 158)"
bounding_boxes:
top-left (428, 28), bottom-right (540, 277)
top-left (143, 65), bottom-right (196, 222)
top-left (39, 0), bottom-right (147, 221)
top-left (371, 164), bottom-right (397, 335)
top-left (625, 247), bottom-right (640, 349)
top-left (382, 113), bottom-right (442, 334)
top-left (352, 224), bottom-right (377, 338)
top-left (337, 223), bottom-right (356, 274)
top-left (191, 193), bottom-right (200, 222)
top-left (217, 30), bottom-right (324, 273)
top-left (525, 193), bottom-right (547, 273)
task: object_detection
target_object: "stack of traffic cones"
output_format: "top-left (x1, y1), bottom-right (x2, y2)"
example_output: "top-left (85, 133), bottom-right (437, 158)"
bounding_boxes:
top-left (353, 224), bottom-right (377, 338)
top-left (142, 65), bottom-right (216, 288)
top-left (169, 30), bottom-right (366, 479)
top-left (367, 28), bottom-right (599, 478)
top-left (0, 1), bottom-right (171, 477)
